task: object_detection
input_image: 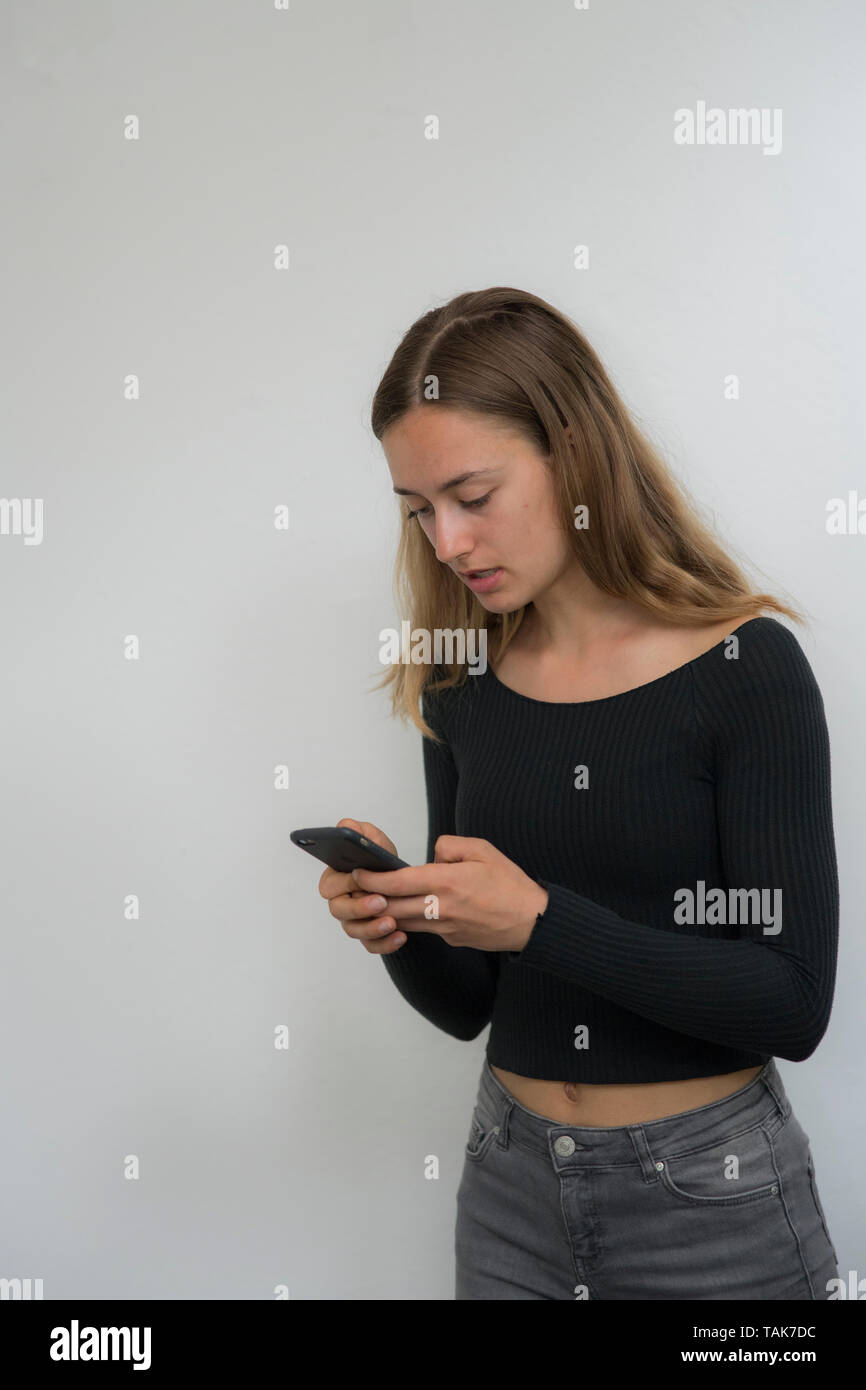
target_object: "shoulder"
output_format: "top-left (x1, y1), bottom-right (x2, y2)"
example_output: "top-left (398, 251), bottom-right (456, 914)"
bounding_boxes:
top-left (721, 615), bottom-right (815, 681)
top-left (690, 616), bottom-right (828, 735)
top-left (421, 667), bottom-right (480, 739)
top-left (695, 614), bottom-right (814, 676)
top-left (421, 672), bottom-right (460, 735)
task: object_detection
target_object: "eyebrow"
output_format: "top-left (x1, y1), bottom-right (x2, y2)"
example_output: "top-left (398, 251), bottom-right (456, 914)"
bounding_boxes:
top-left (392, 467), bottom-right (500, 498)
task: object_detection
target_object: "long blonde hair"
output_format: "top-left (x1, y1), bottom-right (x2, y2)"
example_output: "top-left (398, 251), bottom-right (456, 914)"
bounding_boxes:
top-left (369, 286), bottom-right (805, 741)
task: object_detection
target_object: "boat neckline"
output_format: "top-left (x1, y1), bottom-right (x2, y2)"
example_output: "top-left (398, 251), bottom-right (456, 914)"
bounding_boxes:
top-left (484, 616), bottom-right (767, 708)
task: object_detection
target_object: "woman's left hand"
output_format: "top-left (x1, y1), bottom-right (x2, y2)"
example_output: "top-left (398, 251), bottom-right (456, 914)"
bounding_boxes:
top-left (350, 835), bottom-right (549, 953)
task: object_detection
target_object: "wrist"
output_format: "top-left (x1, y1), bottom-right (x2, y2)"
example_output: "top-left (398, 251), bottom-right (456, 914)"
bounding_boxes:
top-left (512, 879), bottom-right (549, 955)
top-left (531, 881), bottom-right (549, 921)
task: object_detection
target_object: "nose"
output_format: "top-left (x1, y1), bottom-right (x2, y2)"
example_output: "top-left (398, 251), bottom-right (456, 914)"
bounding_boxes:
top-left (433, 512), bottom-right (475, 567)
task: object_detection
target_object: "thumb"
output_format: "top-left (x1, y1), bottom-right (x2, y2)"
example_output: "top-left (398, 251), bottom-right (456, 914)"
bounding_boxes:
top-left (433, 834), bottom-right (493, 863)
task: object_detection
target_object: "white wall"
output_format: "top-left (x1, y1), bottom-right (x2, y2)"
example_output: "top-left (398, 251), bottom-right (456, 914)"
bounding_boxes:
top-left (1, 0), bottom-right (862, 1299)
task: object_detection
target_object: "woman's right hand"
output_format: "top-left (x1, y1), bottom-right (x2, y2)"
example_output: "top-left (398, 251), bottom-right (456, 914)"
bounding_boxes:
top-left (318, 818), bottom-right (407, 954)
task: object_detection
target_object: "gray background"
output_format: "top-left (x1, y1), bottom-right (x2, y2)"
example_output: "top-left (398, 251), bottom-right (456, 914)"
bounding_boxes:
top-left (1, 1), bottom-right (862, 1299)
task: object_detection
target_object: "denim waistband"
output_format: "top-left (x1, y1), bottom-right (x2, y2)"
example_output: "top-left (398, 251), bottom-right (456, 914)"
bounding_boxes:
top-left (476, 1057), bottom-right (791, 1172)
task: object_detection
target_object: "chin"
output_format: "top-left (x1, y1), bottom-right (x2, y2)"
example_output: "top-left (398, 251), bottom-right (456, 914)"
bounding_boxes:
top-left (477, 589), bottom-right (530, 616)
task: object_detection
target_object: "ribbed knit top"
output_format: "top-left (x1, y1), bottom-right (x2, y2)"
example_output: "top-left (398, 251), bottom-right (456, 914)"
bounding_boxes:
top-left (382, 616), bottom-right (839, 1083)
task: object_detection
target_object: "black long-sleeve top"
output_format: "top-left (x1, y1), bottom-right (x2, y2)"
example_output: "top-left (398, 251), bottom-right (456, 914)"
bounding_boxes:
top-left (381, 617), bottom-right (840, 1082)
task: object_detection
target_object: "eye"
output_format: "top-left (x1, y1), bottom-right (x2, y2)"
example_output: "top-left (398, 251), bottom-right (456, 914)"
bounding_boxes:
top-left (405, 493), bottom-right (491, 521)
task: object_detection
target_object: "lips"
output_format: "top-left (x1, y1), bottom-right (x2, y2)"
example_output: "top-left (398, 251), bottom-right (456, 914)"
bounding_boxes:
top-left (459, 566), bottom-right (503, 593)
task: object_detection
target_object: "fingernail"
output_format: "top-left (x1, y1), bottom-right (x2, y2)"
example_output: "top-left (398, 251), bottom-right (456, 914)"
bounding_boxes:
top-left (369, 896), bottom-right (387, 912)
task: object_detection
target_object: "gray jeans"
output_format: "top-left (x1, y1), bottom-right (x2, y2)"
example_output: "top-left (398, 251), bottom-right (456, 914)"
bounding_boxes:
top-left (455, 1057), bottom-right (839, 1299)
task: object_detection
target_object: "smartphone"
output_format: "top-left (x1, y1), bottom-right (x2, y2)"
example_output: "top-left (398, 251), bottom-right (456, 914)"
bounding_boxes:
top-left (290, 826), bottom-right (409, 875)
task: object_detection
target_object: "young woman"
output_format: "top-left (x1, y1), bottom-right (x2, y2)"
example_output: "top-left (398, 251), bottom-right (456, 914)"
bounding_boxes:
top-left (320, 287), bottom-right (840, 1300)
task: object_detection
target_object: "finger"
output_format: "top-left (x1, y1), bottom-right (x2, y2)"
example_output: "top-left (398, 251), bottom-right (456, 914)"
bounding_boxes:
top-left (433, 834), bottom-right (491, 862)
top-left (336, 816), bottom-right (398, 857)
top-left (328, 891), bottom-right (393, 922)
top-left (362, 928), bottom-right (407, 954)
top-left (375, 893), bottom-right (441, 922)
top-left (352, 913), bottom-right (433, 940)
top-left (318, 870), bottom-right (355, 901)
top-left (355, 820), bottom-right (399, 856)
top-left (341, 912), bottom-right (400, 942)
top-left (350, 863), bottom-right (441, 896)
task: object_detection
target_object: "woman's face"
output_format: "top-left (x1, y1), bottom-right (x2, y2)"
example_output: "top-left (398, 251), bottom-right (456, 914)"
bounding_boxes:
top-left (382, 405), bottom-right (572, 613)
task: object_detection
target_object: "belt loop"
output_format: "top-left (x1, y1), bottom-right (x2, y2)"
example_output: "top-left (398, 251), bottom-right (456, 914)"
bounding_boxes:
top-left (498, 1095), bottom-right (515, 1150)
top-left (626, 1124), bottom-right (659, 1182)
top-left (759, 1059), bottom-right (790, 1122)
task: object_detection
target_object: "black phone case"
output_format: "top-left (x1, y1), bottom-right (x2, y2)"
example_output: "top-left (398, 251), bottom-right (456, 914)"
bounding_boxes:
top-left (290, 826), bottom-right (409, 874)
